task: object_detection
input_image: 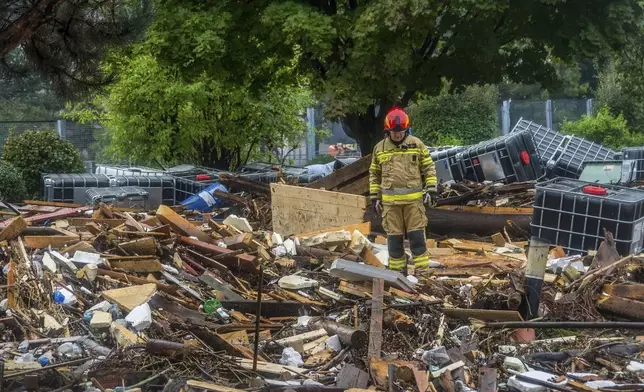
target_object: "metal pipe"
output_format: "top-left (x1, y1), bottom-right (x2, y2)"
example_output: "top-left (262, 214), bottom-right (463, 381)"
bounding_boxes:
top-left (253, 264), bottom-right (264, 372)
top-left (519, 237), bottom-right (549, 320)
top-left (308, 318), bottom-right (367, 349)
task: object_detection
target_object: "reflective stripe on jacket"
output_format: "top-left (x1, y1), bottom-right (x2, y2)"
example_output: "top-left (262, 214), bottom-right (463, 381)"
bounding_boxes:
top-left (368, 135), bottom-right (437, 205)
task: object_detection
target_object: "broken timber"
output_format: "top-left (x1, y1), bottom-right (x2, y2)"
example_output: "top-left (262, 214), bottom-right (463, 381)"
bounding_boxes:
top-left (307, 154), bottom-right (371, 195)
top-left (179, 236), bottom-right (258, 272)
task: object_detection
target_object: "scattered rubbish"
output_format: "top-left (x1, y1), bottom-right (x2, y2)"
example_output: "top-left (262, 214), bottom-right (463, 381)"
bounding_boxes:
top-left (1, 129), bottom-right (643, 392)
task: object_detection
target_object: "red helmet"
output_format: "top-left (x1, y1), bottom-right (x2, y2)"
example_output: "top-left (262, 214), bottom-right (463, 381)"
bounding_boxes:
top-left (384, 107), bottom-right (410, 131)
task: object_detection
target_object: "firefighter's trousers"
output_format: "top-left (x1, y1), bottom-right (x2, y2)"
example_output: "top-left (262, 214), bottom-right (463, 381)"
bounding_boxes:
top-left (381, 201), bottom-right (430, 272)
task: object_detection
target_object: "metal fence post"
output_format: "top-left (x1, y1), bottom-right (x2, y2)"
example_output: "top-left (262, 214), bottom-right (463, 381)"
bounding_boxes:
top-left (586, 99), bottom-right (593, 116)
top-left (545, 100), bottom-right (553, 129)
top-left (56, 119), bottom-right (67, 139)
top-left (501, 100), bottom-right (511, 135)
top-left (306, 107), bottom-right (316, 163)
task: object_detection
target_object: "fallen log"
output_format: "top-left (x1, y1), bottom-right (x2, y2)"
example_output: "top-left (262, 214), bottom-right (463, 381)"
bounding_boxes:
top-left (364, 205), bottom-right (532, 237)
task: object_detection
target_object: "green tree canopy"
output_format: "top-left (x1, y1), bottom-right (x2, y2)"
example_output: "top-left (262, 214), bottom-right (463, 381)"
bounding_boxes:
top-left (67, 1), bottom-right (313, 170)
top-left (561, 106), bottom-right (644, 150)
top-left (594, 24), bottom-right (644, 133)
top-left (410, 83), bottom-right (499, 146)
top-left (3, 130), bottom-right (85, 195)
top-left (255, 0), bottom-right (641, 154)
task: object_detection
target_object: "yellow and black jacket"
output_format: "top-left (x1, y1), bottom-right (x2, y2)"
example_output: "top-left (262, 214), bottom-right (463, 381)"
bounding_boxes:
top-left (369, 135), bottom-right (437, 205)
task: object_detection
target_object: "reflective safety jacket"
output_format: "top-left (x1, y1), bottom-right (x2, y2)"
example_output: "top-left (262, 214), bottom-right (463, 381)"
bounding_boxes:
top-left (369, 135), bottom-right (437, 205)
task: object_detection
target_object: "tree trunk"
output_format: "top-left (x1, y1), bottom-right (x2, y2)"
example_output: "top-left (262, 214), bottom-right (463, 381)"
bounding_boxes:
top-left (342, 102), bottom-right (394, 156)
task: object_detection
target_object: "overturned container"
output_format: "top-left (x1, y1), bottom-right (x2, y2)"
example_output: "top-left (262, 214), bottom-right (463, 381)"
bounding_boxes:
top-left (460, 130), bottom-right (543, 183)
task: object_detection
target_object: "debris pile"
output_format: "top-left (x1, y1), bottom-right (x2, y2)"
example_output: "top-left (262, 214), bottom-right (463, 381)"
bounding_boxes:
top-left (436, 181), bottom-right (536, 208)
top-left (0, 195), bottom-right (642, 392)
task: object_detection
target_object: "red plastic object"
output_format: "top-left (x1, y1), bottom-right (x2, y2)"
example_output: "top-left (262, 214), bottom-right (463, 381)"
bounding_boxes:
top-left (520, 150), bottom-right (530, 165)
top-left (582, 185), bottom-right (608, 196)
top-left (195, 174), bottom-right (211, 181)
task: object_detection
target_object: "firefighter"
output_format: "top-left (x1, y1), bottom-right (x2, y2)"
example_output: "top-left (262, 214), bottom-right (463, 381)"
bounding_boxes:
top-left (368, 107), bottom-right (438, 274)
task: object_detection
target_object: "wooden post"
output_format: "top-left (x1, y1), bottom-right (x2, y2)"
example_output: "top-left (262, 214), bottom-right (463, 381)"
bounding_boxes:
top-left (519, 237), bottom-right (549, 320)
top-left (368, 278), bottom-right (384, 359)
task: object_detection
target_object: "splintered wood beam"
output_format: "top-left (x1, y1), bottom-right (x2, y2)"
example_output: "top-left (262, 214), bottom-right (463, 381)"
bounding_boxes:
top-left (179, 236), bottom-right (258, 272)
top-left (0, 216), bottom-right (27, 242)
top-left (368, 278), bottom-right (384, 359)
top-left (23, 235), bottom-right (80, 249)
top-left (118, 237), bottom-right (157, 255)
top-left (307, 154), bottom-right (371, 190)
top-left (218, 173), bottom-right (270, 196)
top-left (156, 205), bottom-right (212, 243)
top-left (17, 206), bottom-right (92, 225)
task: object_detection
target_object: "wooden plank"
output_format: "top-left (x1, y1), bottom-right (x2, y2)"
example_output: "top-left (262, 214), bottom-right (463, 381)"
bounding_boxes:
top-left (297, 221), bottom-right (371, 238)
top-left (272, 183), bottom-right (367, 209)
top-left (18, 206), bottom-right (92, 225)
top-left (429, 267), bottom-right (502, 276)
top-left (118, 237), bottom-right (157, 255)
top-left (156, 205), bottom-right (212, 243)
top-left (0, 216), bottom-right (27, 242)
top-left (436, 205), bottom-right (533, 215)
top-left (603, 283), bottom-right (644, 301)
top-left (440, 308), bottom-right (523, 322)
top-left (307, 154), bottom-right (371, 190)
top-left (491, 233), bottom-right (506, 247)
top-left (336, 174), bottom-right (369, 195)
top-left (67, 218), bottom-right (126, 227)
top-left (23, 235), bottom-right (79, 249)
top-left (123, 212), bottom-right (145, 232)
top-left (361, 247), bottom-right (385, 268)
top-left (272, 183), bottom-right (367, 236)
top-left (102, 284), bottom-right (157, 312)
top-left (339, 281), bottom-right (371, 298)
top-left (109, 259), bottom-right (163, 273)
top-left (97, 269), bottom-right (177, 295)
top-left (22, 200), bottom-right (84, 208)
top-left (236, 358), bottom-right (306, 376)
top-left (179, 237), bottom-right (258, 272)
top-left (274, 329), bottom-right (327, 345)
top-left (61, 241), bottom-right (95, 256)
top-left (368, 278), bottom-right (384, 359)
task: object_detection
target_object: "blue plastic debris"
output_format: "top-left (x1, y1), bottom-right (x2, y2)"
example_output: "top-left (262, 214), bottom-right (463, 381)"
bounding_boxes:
top-left (179, 182), bottom-right (228, 212)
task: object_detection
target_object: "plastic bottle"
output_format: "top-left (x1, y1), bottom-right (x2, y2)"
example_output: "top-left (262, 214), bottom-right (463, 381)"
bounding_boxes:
top-left (15, 353), bottom-right (35, 362)
top-left (38, 351), bottom-right (54, 367)
top-left (57, 343), bottom-right (83, 359)
top-left (52, 286), bottom-right (77, 305)
top-left (203, 299), bottom-right (221, 314)
top-left (18, 340), bottom-right (29, 353)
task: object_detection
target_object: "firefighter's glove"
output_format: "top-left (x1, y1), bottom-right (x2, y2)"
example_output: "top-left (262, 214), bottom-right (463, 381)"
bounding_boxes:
top-left (424, 186), bottom-right (438, 207)
top-left (372, 198), bottom-right (383, 215)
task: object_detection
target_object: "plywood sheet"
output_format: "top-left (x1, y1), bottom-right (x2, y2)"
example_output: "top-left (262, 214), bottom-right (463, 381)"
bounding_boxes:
top-left (271, 183), bottom-right (367, 235)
